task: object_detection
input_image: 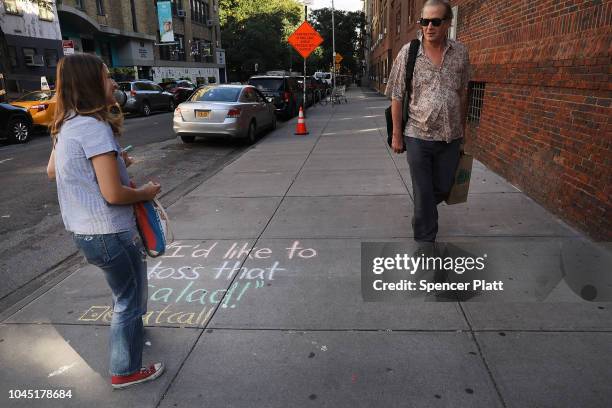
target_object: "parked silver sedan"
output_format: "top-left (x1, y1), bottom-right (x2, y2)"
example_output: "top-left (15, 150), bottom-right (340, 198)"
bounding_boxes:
top-left (173, 85), bottom-right (277, 144)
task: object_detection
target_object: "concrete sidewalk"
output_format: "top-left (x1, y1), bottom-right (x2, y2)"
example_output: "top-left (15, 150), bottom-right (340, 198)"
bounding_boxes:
top-left (1, 87), bottom-right (610, 408)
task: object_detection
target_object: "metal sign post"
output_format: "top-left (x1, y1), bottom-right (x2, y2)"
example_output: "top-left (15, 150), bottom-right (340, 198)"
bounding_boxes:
top-left (332, 0), bottom-right (336, 96)
top-left (287, 17), bottom-right (323, 112)
top-left (303, 4), bottom-right (307, 111)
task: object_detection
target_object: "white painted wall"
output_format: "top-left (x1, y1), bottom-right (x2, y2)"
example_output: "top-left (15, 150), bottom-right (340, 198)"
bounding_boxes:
top-left (151, 66), bottom-right (220, 84)
top-left (0, 0), bottom-right (62, 40)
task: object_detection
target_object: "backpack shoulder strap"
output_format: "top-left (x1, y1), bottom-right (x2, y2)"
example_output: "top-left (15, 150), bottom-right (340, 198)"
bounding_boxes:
top-left (402, 39), bottom-right (421, 121)
top-left (405, 39), bottom-right (420, 85)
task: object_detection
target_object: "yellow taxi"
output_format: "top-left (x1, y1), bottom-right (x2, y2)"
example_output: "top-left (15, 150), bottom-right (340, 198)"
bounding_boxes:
top-left (11, 90), bottom-right (56, 128)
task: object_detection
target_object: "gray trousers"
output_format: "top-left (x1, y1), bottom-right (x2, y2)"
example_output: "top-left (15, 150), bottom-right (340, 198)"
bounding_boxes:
top-left (405, 136), bottom-right (462, 242)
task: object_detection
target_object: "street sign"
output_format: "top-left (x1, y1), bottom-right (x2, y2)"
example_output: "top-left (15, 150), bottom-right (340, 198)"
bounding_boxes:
top-left (335, 53), bottom-right (343, 63)
top-left (62, 40), bottom-right (74, 55)
top-left (287, 21), bottom-right (323, 59)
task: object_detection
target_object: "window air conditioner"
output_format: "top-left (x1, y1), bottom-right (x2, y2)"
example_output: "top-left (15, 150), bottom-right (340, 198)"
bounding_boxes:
top-left (25, 55), bottom-right (45, 66)
top-left (177, 9), bottom-right (186, 18)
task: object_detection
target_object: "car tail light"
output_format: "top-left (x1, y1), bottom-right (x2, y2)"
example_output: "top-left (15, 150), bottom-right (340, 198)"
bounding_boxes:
top-left (283, 91), bottom-right (290, 102)
top-left (174, 107), bottom-right (183, 119)
top-left (227, 108), bottom-right (241, 118)
top-left (130, 90), bottom-right (137, 97)
top-left (30, 104), bottom-right (48, 112)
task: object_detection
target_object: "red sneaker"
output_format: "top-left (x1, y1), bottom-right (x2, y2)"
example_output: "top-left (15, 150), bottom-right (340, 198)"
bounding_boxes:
top-left (111, 363), bottom-right (165, 389)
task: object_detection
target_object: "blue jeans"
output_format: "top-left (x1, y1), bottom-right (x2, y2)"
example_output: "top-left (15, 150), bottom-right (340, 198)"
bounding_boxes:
top-left (73, 229), bottom-right (148, 376)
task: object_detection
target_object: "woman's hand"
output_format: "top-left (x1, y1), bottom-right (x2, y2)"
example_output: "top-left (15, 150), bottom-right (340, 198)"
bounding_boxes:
top-left (139, 181), bottom-right (161, 201)
top-left (121, 151), bottom-right (135, 167)
top-left (92, 152), bottom-right (159, 205)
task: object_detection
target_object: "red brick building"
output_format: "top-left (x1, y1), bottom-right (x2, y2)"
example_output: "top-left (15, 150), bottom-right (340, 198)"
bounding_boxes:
top-left (365, 0), bottom-right (611, 240)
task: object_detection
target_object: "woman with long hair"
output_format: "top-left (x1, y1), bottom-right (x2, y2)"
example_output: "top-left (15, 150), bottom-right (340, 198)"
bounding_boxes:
top-left (47, 53), bottom-right (164, 389)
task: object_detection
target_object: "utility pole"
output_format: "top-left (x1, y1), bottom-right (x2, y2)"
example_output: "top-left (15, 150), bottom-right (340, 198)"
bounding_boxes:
top-left (332, 0), bottom-right (336, 95)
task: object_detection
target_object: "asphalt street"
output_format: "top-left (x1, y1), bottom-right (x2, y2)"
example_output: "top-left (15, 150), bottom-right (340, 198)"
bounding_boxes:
top-left (0, 111), bottom-right (251, 310)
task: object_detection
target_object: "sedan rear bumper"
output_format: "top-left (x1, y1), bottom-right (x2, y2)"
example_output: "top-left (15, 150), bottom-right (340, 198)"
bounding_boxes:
top-left (173, 118), bottom-right (244, 138)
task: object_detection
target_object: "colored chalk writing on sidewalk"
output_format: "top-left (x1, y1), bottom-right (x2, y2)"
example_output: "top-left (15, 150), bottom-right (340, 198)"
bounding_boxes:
top-left (78, 241), bottom-right (318, 327)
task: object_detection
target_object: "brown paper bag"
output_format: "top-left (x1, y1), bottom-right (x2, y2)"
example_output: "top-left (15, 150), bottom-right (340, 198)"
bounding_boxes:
top-left (445, 151), bottom-right (473, 205)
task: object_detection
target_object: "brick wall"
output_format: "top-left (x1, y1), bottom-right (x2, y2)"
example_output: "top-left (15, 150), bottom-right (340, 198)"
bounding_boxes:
top-left (454, 0), bottom-right (611, 240)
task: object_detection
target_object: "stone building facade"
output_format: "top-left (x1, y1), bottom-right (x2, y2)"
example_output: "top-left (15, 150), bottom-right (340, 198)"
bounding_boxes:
top-left (0, 0), bottom-right (63, 93)
top-left (56, 0), bottom-right (225, 84)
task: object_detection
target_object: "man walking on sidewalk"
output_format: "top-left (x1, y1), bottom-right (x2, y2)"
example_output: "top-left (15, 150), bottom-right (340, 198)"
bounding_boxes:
top-left (385, 0), bottom-right (470, 242)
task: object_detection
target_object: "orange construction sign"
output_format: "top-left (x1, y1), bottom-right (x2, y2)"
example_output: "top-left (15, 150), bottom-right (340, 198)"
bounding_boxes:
top-left (287, 21), bottom-right (324, 59)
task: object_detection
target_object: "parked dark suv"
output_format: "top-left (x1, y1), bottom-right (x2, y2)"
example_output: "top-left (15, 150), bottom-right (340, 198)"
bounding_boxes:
top-left (248, 75), bottom-right (305, 119)
top-left (159, 80), bottom-right (197, 104)
top-left (117, 81), bottom-right (175, 116)
top-left (0, 103), bottom-right (33, 143)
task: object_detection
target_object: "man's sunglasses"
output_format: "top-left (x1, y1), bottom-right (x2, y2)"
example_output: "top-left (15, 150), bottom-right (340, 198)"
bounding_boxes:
top-left (418, 18), bottom-right (446, 27)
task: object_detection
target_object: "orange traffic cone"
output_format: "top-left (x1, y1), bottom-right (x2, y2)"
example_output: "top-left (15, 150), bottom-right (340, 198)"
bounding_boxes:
top-left (294, 106), bottom-right (309, 135)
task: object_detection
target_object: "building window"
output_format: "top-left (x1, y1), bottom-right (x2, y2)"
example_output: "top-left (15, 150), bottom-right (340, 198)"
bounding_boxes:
top-left (396, 6), bottom-right (401, 35)
top-left (3, 0), bottom-right (20, 14)
top-left (191, 0), bottom-right (198, 22)
top-left (190, 0), bottom-right (208, 24)
top-left (44, 49), bottom-right (58, 67)
top-left (171, 0), bottom-right (183, 15)
top-left (448, 5), bottom-right (458, 40)
top-left (22, 47), bottom-right (37, 58)
top-left (407, 0), bottom-right (415, 24)
top-left (99, 42), bottom-right (112, 67)
top-left (174, 34), bottom-right (186, 61)
top-left (38, 0), bottom-right (54, 21)
top-left (96, 0), bottom-right (104, 15)
top-left (191, 37), bottom-right (200, 62)
top-left (468, 81), bottom-right (485, 123)
top-left (201, 39), bottom-right (212, 63)
top-left (129, 0), bottom-right (137, 32)
top-left (75, 0), bottom-right (84, 9)
top-left (159, 41), bottom-right (171, 61)
top-left (8, 46), bottom-right (18, 67)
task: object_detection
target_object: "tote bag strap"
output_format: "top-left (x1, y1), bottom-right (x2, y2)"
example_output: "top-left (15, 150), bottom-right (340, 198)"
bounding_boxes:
top-left (152, 197), bottom-right (174, 245)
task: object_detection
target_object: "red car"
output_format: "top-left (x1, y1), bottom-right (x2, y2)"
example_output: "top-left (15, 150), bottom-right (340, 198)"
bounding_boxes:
top-left (159, 80), bottom-right (197, 104)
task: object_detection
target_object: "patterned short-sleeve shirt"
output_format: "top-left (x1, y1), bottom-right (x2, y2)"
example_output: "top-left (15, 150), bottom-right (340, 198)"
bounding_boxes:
top-left (385, 33), bottom-right (470, 143)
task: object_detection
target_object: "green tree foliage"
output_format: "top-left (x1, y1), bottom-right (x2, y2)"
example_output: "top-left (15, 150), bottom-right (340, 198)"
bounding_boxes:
top-left (310, 8), bottom-right (365, 76)
top-left (220, 0), bottom-right (303, 82)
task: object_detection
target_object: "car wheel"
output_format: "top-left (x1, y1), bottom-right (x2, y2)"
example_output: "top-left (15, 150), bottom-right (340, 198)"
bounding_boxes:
top-left (9, 118), bottom-right (31, 144)
top-left (168, 98), bottom-right (175, 112)
top-left (245, 121), bottom-right (256, 145)
top-left (180, 135), bottom-right (195, 143)
top-left (141, 101), bottom-right (151, 116)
